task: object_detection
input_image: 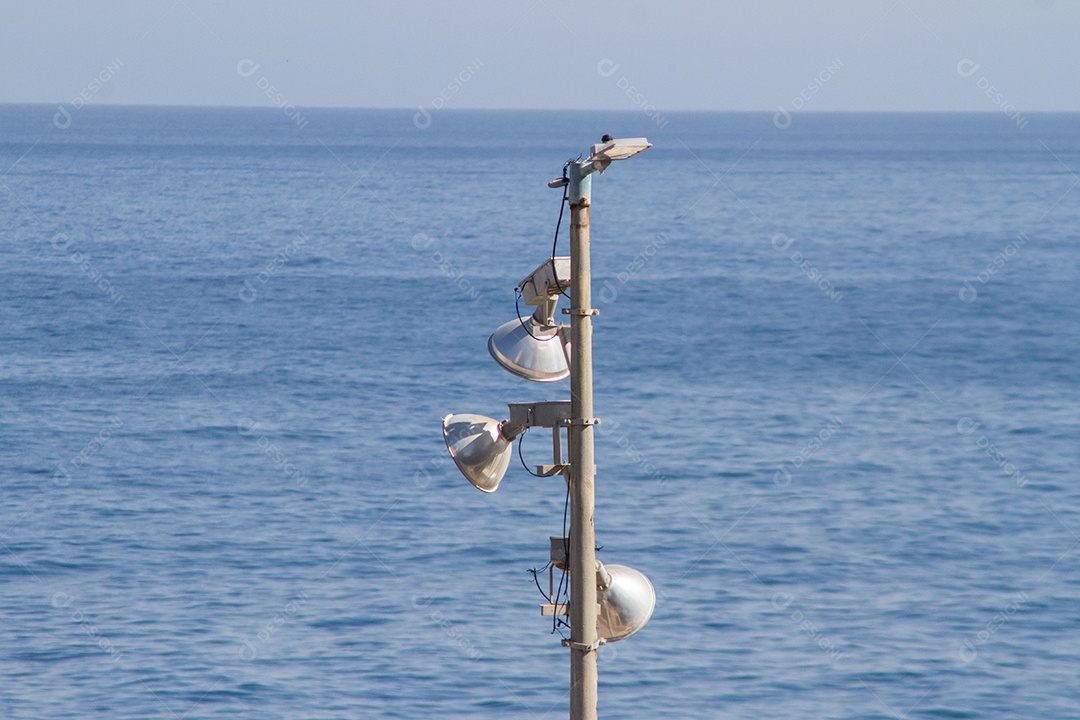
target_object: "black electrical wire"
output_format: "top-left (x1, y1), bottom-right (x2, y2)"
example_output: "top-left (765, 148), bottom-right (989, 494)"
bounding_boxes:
top-left (514, 287), bottom-right (556, 343)
top-left (513, 162), bottom-right (574, 340)
top-left (523, 484), bottom-right (571, 638)
top-left (549, 162), bottom-right (572, 301)
top-left (552, 481), bottom-right (572, 636)
top-left (519, 428), bottom-right (572, 636)
top-left (529, 562), bottom-right (571, 637)
top-left (528, 564), bottom-right (551, 598)
top-left (561, 479), bottom-right (571, 544)
top-left (517, 430), bottom-right (544, 478)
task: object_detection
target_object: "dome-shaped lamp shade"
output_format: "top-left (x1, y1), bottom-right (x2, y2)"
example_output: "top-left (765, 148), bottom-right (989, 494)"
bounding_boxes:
top-left (488, 317), bottom-right (569, 383)
top-left (597, 564), bottom-right (656, 642)
top-left (442, 414), bottom-right (513, 493)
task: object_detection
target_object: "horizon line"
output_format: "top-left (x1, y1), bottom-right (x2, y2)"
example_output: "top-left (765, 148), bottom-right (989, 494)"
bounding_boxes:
top-left (3, 101), bottom-right (1079, 115)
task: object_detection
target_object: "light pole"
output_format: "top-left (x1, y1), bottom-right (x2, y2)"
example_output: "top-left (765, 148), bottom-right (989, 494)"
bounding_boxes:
top-left (442, 136), bottom-right (654, 720)
top-left (566, 157), bottom-right (600, 720)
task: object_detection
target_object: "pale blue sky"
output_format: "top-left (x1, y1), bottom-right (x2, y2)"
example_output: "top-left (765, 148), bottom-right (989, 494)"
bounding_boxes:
top-left (4, 1), bottom-right (1078, 112)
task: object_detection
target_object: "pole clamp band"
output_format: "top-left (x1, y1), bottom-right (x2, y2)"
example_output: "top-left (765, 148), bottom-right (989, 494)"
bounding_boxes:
top-left (562, 639), bottom-right (605, 651)
top-left (563, 418), bottom-right (601, 426)
top-left (562, 308), bottom-right (600, 317)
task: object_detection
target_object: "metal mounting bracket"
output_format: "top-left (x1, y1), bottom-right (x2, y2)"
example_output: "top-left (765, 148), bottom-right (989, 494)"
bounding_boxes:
top-left (535, 463), bottom-right (569, 477)
top-left (508, 401), bottom-right (573, 430)
top-left (540, 603), bottom-right (569, 616)
top-left (564, 418), bottom-right (601, 426)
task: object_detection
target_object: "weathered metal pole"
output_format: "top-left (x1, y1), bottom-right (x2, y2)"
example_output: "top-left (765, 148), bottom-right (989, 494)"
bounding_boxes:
top-left (567, 160), bottom-right (598, 720)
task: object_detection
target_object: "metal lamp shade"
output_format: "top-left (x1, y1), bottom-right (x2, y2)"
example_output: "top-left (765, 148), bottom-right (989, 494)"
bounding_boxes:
top-left (442, 414), bottom-right (513, 493)
top-left (488, 317), bottom-right (569, 383)
top-left (597, 564), bottom-right (656, 643)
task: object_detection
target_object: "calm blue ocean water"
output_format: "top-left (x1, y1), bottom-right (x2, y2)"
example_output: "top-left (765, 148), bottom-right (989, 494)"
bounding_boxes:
top-left (1, 104), bottom-right (1078, 718)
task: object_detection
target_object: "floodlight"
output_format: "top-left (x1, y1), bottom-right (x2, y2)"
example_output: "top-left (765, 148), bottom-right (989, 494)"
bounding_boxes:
top-left (488, 257), bottom-right (572, 383)
top-left (488, 318), bottom-right (568, 382)
top-left (442, 414), bottom-right (524, 493)
top-left (586, 137), bottom-right (652, 173)
top-left (596, 564), bottom-right (655, 643)
top-left (443, 403), bottom-right (569, 493)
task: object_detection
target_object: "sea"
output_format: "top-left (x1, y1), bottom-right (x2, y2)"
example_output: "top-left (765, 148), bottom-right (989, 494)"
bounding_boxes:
top-left (1, 104), bottom-right (1078, 719)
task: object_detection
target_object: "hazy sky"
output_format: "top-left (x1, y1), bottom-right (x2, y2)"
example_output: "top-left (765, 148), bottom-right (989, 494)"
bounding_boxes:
top-left (4, 1), bottom-right (1078, 112)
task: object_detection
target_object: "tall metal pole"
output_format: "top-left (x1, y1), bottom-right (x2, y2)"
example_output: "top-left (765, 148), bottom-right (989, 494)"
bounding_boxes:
top-left (567, 161), bottom-right (598, 720)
